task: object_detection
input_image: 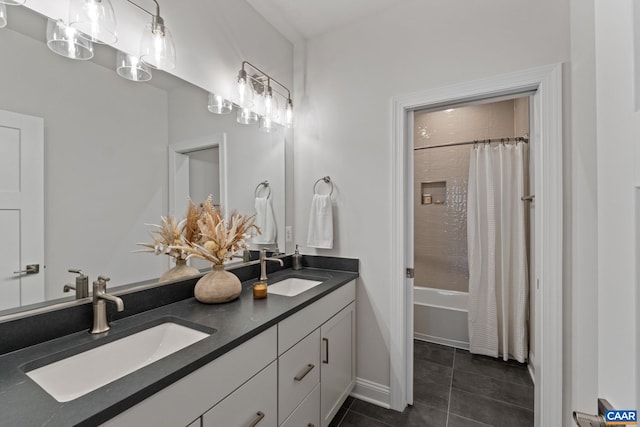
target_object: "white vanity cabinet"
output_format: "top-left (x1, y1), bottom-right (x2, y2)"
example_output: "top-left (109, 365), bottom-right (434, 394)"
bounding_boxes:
top-left (101, 280), bottom-right (356, 427)
top-left (277, 281), bottom-right (356, 427)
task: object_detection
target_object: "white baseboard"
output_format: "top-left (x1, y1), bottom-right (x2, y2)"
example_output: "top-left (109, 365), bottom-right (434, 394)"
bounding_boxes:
top-left (350, 377), bottom-right (391, 409)
top-left (414, 332), bottom-right (470, 351)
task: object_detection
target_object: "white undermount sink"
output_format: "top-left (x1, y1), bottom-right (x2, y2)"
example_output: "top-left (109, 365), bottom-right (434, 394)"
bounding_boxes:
top-left (25, 322), bottom-right (211, 402)
top-left (267, 277), bottom-right (324, 297)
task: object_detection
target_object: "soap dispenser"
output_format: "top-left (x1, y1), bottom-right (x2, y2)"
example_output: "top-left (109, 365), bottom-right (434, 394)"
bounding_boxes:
top-left (292, 245), bottom-right (302, 270)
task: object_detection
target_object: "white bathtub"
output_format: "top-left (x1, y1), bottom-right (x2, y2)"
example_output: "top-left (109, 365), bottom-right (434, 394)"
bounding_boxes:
top-left (413, 287), bottom-right (469, 350)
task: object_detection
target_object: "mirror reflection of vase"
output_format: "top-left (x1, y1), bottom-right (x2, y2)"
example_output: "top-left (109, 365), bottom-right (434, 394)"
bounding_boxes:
top-left (194, 265), bottom-right (241, 304)
top-left (159, 259), bottom-right (200, 283)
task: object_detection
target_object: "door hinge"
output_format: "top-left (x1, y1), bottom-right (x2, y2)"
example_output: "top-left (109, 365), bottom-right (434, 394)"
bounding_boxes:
top-left (406, 268), bottom-right (414, 279)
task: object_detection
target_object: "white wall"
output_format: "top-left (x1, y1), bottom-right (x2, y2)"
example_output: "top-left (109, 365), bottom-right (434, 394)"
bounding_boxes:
top-left (593, 0), bottom-right (638, 410)
top-left (293, 0), bottom-right (569, 404)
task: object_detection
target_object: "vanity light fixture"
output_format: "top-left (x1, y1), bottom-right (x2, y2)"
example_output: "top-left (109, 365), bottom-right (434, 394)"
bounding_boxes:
top-left (68, 0), bottom-right (118, 44)
top-left (46, 18), bottom-right (94, 60)
top-left (126, 0), bottom-right (175, 70)
top-left (235, 61), bottom-right (293, 128)
top-left (208, 93), bottom-right (232, 114)
top-left (116, 51), bottom-right (152, 82)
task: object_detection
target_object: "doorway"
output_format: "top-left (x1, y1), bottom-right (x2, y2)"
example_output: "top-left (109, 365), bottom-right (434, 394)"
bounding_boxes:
top-left (411, 97), bottom-right (535, 425)
top-left (389, 64), bottom-right (563, 427)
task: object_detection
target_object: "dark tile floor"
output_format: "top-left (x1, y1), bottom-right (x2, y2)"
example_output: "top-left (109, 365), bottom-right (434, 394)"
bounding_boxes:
top-left (330, 341), bottom-right (534, 427)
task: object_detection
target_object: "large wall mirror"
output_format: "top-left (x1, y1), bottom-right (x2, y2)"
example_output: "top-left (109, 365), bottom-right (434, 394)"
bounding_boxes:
top-left (0, 6), bottom-right (285, 314)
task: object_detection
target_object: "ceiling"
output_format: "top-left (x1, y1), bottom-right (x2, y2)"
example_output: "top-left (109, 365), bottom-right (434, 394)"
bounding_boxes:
top-left (246, 0), bottom-right (404, 43)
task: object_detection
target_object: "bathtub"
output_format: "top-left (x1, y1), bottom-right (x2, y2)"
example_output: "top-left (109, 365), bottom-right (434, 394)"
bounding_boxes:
top-left (413, 287), bottom-right (469, 350)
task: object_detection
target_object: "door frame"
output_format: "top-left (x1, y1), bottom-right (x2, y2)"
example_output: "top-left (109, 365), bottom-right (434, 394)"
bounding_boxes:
top-left (168, 133), bottom-right (228, 218)
top-left (389, 63), bottom-right (563, 426)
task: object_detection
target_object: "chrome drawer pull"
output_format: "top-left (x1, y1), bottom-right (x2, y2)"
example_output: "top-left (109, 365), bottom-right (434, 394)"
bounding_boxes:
top-left (322, 338), bottom-right (329, 364)
top-left (294, 363), bottom-right (315, 381)
top-left (247, 411), bottom-right (265, 427)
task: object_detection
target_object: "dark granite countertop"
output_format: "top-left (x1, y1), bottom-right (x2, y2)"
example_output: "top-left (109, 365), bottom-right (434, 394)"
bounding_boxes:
top-left (0, 263), bottom-right (358, 426)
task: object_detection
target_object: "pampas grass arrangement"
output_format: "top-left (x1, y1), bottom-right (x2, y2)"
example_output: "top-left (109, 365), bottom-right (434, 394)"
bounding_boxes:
top-left (136, 200), bottom-right (202, 261)
top-left (172, 195), bottom-right (258, 266)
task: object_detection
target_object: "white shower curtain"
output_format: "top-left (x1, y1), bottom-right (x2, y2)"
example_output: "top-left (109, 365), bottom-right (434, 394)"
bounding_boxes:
top-left (467, 142), bottom-right (528, 362)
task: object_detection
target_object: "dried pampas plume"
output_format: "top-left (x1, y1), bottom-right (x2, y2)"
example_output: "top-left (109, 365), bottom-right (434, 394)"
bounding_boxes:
top-left (171, 195), bottom-right (259, 266)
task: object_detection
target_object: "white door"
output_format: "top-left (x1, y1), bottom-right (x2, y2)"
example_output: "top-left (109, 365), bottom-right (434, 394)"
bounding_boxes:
top-left (0, 110), bottom-right (44, 310)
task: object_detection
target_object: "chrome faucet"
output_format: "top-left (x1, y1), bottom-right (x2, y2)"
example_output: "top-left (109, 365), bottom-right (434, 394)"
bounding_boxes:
top-left (90, 276), bottom-right (124, 334)
top-left (259, 249), bottom-right (283, 281)
top-left (63, 269), bottom-right (89, 299)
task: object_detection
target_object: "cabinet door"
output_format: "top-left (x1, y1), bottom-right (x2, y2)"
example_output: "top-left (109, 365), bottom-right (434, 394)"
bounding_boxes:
top-left (202, 361), bottom-right (277, 427)
top-left (320, 302), bottom-right (356, 427)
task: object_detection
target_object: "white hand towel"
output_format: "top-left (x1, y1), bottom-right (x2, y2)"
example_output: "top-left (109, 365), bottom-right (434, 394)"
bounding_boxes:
top-left (254, 196), bottom-right (277, 244)
top-left (306, 194), bottom-right (333, 249)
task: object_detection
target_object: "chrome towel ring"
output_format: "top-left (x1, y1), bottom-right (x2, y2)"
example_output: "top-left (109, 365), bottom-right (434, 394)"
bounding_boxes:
top-left (255, 180), bottom-right (271, 198)
top-left (313, 176), bottom-right (334, 197)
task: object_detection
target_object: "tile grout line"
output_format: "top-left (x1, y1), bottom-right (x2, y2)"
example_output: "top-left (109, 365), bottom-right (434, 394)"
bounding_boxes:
top-left (452, 367), bottom-right (533, 388)
top-left (335, 398), bottom-right (355, 427)
top-left (341, 409), bottom-right (395, 427)
top-left (445, 348), bottom-right (456, 427)
top-left (450, 386), bottom-right (535, 412)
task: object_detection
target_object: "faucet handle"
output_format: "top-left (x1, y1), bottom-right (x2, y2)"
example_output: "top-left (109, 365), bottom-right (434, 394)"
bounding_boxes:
top-left (68, 268), bottom-right (85, 276)
top-left (93, 276), bottom-right (110, 293)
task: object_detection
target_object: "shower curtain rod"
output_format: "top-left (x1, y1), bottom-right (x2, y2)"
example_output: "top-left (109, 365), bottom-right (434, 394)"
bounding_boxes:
top-left (414, 136), bottom-right (529, 151)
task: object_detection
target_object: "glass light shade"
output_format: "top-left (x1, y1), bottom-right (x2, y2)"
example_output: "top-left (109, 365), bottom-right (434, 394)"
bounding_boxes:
top-left (140, 22), bottom-right (176, 70)
top-left (208, 93), bottom-right (232, 114)
top-left (237, 76), bottom-right (254, 109)
top-left (0, 4), bottom-right (6, 29)
top-left (258, 116), bottom-right (276, 133)
top-left (263, 91), bottom-right (280, 121)
top-left (68, 0), bottom-right (118, 44)
top-left (116, 51), bottom-right (152, 82)
top-left (237, 107), bottom-right (258, 125)
top-left (46, 19), bottom-right (94, 60)
top-left (284, 101), bottom-right (294, 128)
top-left (0, 0), bottom-right (26, 5)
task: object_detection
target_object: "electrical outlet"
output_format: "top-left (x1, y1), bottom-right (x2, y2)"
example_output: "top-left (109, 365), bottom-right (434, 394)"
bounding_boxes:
top-left (285, 226), bottom-right (293, 242)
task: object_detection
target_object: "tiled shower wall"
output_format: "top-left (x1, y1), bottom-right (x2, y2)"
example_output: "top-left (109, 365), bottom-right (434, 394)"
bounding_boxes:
top-left (413, 99), bottom-right (529, 292)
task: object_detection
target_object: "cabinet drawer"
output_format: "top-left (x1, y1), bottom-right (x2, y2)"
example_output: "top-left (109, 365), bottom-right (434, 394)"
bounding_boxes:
top-left (278, 329), bottom-right (320, 424)
top-left (278, 281), bottom-right (355, 354)
top-left (281, 384), bottom-right (320, 427)
top-left (102, 326), bottom-right (276, 427)
top-left (202, 361), bottom-right (277, 427)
